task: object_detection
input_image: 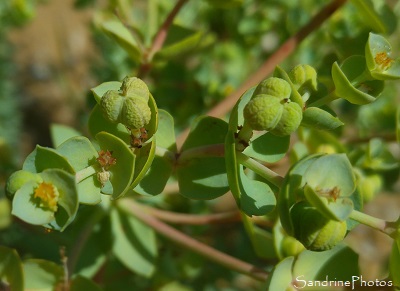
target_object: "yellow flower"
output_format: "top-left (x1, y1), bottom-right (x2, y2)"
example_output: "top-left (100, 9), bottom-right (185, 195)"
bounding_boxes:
top-left (33, 182), bottom-right (59, 212)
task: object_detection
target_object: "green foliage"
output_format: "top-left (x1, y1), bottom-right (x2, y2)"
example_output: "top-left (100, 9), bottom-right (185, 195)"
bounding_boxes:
top-left (2, 0), bottom-right (400, 290)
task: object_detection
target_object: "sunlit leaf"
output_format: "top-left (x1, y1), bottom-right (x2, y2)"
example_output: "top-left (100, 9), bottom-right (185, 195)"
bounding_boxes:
top-left (301, 107), bottom-right (344, 131)
top-left (243, 132), bottom-right (290, 163)
top-left (263, 256), bottom-right (295, 290)
top-left (23, 259), bottom-right (64, 290)
top-left (111, 206), bottom-right (157, 277)
top-left (50, 123), bottom-right (82, 148)
top-left (91, 81), bottom-right (121, 104)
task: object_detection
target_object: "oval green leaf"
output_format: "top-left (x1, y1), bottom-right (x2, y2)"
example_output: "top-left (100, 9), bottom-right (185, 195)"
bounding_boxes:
top-left (301, 107), bottom-right (344, 131)
top-left (50, 123), bottom-right (82, 148)
top-left (0, 246), bottom-right (24, 291)
top-left (23, 259), bottom-right (64, 290)
top-left (243, 132), bottom-right (290, 163)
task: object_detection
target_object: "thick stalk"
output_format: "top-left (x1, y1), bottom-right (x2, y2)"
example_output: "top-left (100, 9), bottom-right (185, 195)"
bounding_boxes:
top-left (349, 209), bottom-right (398, 238)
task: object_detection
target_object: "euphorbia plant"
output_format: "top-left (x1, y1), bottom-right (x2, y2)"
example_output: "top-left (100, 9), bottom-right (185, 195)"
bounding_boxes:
top-left (1, 0), bottom-right (400, 290)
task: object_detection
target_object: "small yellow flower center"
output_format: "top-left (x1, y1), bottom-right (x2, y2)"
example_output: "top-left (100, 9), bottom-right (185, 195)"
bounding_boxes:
top-left (375, 52), bottom-right (394, 71)
top-left (34, 182), bottom-right (59, 212)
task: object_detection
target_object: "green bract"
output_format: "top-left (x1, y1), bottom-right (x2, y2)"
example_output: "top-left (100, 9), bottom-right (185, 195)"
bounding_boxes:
top-left (365, 33), bottom-right (400, 80)
top-left (290, 201), bottom-right (347, 251)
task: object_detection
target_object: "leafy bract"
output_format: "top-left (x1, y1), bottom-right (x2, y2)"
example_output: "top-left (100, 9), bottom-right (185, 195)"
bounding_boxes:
top-left (50, 123), bottom-right (82, 148)
top-left (134, 110), bottom-right (176, 196)
top-left (23, 259), bottom-right (64, 290)
top-left (366, 33), bottom-right (400, 80)
top-left (111, 206), bottom-right (157, 277)
top-left (101, 19), bottom-right (142, 62)
top-left (177, 116), bottom-right (229, 200)
top-left (301, 107), bottom-right (344, 131)
top-left (96, 132), bottom-right (135, 199)
top-left (332, 55), bottom-right (384, 105)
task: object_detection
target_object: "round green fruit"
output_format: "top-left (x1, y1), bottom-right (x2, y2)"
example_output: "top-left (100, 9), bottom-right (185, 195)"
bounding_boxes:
top-left (254, 77), bottom-right (292, 99)
top-left (6, 170), bottom-right (42, 198)
top-left (270, 101), bottom-right (303, 136)
top-left (290, 201), bottom-right (347, 252)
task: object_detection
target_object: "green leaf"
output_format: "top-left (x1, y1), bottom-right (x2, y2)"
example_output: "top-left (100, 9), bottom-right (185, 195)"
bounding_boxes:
top-left (91, 81), bottom-right (121, 104)
top-left (238, 165), bottom-right (276, 216)
top-left (243, 132), bottom-right (290, 163)
top-left (50, 123), bottom-right (82, 148)
top-left (70, 275), bottom-right (102, 291)
top-left (365, 32), bottom-right (400, 80)
top-left (263, 256), bottom-right (295, 290)
top-left (350, 0), bottom-right (396, 34)
top-left (41, 169), bottom-right (80, 231)
top-left (111, 206), bottom-right (157, 277)
top-left (241, 214), bottom-right (276, 259)
top-left (153, 25), bottom-right (203, 61)
top-left (389, 239), bottom-right (400, 288)
top-left (0, 246), bottom-right (23, 291)
top-left (177, 116), bottom-right (229, 200)
top-left (304, 154), bottom-right (356, 198)
top-left (23, 145), bottom-right (75, 174)
top-left (301, 107), bottom-right (344, 131)
top-left (23, 259), bottom-right (64, 290)
top-left (292, 244), bottom-right (359, 282)
top-left (304, 184), bottom-right (354, 221)
top-left (332, 56), bottom-right (384, 105)
top-left (133, 110), bottom-right (176, 196)
top-left (88, 104), bottom-right (131, 144)
top-left (57, 136), bottom-right (101, 204)
top-left (101, 19), bottom-right (142, 62)
top-left (278, 154), bottom-right (323, 235)
top-left (96, 132), bottom-right (135, 199)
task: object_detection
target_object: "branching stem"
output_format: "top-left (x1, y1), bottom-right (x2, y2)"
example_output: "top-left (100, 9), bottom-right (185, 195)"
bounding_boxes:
top-left (349, 209), bottom-right (399, 238)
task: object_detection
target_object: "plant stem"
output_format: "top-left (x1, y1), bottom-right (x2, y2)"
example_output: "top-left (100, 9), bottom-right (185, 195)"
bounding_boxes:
top-left (176, 0), bottom-right (348, 149)
top-left (139, 204), bottom-right (241, 225)
top-left (349, 209), bottom-right (398, 237)
top-left (236, 152), bottom-right (284, 188)
top-left (147, 0), bottom-right (189, 61)
top-left (307, 91), bottom-right (338, 107)
top-left (117, 199), bottom-right (269, 281)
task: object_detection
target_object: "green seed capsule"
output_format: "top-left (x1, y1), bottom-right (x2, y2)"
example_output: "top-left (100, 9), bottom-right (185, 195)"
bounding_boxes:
top-left (288, 64), bottom-right (318, 94)
top-left (6, 170), bottom-right (42, 198)
top-left (100, 77), bottom-right (152, 129)
top-left (270, 101), bottom-right (302, 136)
top-left (254, 77), bottom-right (292, 99)
top-left (243, 94), bottom-right (284, 131)
top-left (290, 201), bottom-right (347, 251)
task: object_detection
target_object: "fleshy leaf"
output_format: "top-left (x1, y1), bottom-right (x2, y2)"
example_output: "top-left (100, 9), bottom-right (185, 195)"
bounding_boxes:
top-left (238, 165), bottom-right (276, 216)
top-left (96, 132), bottom-right (135, 199)
top-left (91, 81), bottom-right (121, 104)
top-left (153, 25), bottom-right (203, 61)
top-left (56, 136), bottom-right (101, 204)
top-left (304, 184), bottom-right (354, 221)
top-left (278, 154), bottom-right (323, 235)
top-left (50, 123), bottom-right (82, 148)
top-left (243, 132), bottom-right (290, 163)
top-left (177, 116), bottom-right (229, 200)
top-left (0, 246), bottom-right (24, 291)
top-left (301, 107), bottom-right (344, 131)
top-left (263, 256), bottom-right (295, 290)
top-left (332, 56), bottom-right (384, 105)
top-left (365, 33), bottom-right (400, 80)
top-left (134, 110), bottom-right (175, 196)
top-left (23, 259), bottom-right (64, 290)
top-left (111, 206), bottom-right (157, 277)
top-left (23, 145), bottom-right (74, 174)
top-left (101, 19), bottom-right (142, 62)
top-left (303, 154), bottom-right (356, 198)
top-left (70, 275), bottom-right (102, 291)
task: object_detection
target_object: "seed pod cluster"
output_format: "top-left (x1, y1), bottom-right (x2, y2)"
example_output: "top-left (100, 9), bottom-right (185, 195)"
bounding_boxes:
top-left (243, 77), bottom-right (303, 136)
top-left (100, 77), bottom-right (152, 129)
